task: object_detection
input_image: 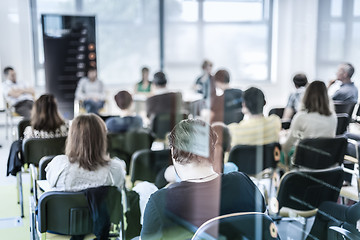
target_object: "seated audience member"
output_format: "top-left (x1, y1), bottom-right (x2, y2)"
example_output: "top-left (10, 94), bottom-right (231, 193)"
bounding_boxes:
top-left (282, 73), bottom-right (308, 121)
top-left (211, 69), bottom-right (243, 124)
top-left (146, 71), bottom-right (182, 118)
top-left (106, 90), bottom-right (143, 133)
top-left (75, 67), bottom-right (106, 114)
top-left (306, 201), bottom-right (360, 240)
top-left (228, 87), bottom-right (281, 146)
top-left (194, 59), bottom-right (213, 97)
top-left (134, 66), bottom-right (152, 94)
top-left (282, 80), bottom-right (337, 158)
top-left (141, 119), bottom-right (266, 240)
top-left (46, 114), bottom-right (126, 191)
top-left (24, 94), bottom-right (68, 139)
top-left (211, 122), bottom-right (232, 173)
top-left (328, 63), bottom-right (358, 103)
top-left (2, 66), bottom-right (34, 118)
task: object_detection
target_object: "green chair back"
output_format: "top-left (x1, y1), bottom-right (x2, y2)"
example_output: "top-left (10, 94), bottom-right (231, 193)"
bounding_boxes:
top-left (22, 136), bottom-right (67, 166)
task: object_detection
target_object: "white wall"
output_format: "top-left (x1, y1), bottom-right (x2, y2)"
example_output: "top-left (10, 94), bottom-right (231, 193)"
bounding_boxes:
top-left (0, 0), bottom-right (35, 87)
top-left (264, 0), bottom-right (318, 112)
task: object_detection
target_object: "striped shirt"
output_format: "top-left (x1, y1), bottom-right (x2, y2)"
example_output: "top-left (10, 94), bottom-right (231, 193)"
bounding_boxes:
top-left (228, 115), bottom-right (281, 146)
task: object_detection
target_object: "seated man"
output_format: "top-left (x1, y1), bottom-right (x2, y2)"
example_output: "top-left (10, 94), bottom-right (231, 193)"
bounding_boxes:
top-left (141, 119), bottom-right (266, 240)
top-left (2, 66), bottom-right (34, 118)
top-left (75, 67), bottom-right (106, 114)
top-left (146, 71), bottom-right (182, 119)
top-left (328, 62), bottom-right (358, 103)
top-left (228, 87), bottom-right (281, 146)
top-left (211, 69), bottom-right (243, 124)
top-left (282, 73), bottom-right (308, 121)
top-left (105, 90), bottom-right (143, 133)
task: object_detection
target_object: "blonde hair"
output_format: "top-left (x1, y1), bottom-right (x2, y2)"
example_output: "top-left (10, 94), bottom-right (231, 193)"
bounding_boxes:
top-left (66, 114), bottom-right (109, 171)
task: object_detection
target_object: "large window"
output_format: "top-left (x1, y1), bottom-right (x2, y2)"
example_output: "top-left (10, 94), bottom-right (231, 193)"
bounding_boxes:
top-left (32, 0), bottom-right (159, 86)
top-left (31, 0), bottom-right (272, 87)
top-left (317, 0), bottom-right (360, 80)
top-left (164, 0), bottom-right (273, 87)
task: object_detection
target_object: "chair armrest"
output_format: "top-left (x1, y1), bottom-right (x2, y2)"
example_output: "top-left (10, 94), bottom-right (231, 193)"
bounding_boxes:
top-left (329, 226), bottom-right (360, 240)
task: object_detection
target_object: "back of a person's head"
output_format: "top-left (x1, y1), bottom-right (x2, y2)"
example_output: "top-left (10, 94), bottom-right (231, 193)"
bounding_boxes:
top-left (66, 114), bottom-right (109, 171)
top-left (214, 69), bottom-right (230, 84)
top-left (114, 90), bottom-right (133, 110)
top-left (243, 87), bottom-right (266, 115)
top-left (343, 62), bottom-right (355, 78)
top-left (153, 71), bottom-right (167, 87)
top-left (31, 94), bottom-right (64, 131)
top-left (3, 66), bottom-right (14, 76)
top-left (168, 119), bottom-right (217, 165)
top-left (202, 60), bottom-right (213, 70)
top-left (293, 73), bottom-right (308, 88)
top-left (142, 66), bottom-right (149, 74)
top-left (211, 122), bottom-right (231, 152)
top-left (302, 80), bottom-right (332, 116)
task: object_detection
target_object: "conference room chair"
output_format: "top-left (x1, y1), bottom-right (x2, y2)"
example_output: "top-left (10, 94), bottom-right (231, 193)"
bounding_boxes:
top-left (129, 148), bottom-right (172, 187)
top-left (107, 129), bottom-right (155, 173)
top-left (17, 119), bottom-right (31, 140)
top-left (268, 107), bottom-right (291, 130)
top-left (334, 102), bottom-right (356, 117)
top-left (276, 167), bottom-right (344, 239)
top-left (191, 212), bottom-right (280, 240)
top-left (291, 137), bottom-right (347, 169)
top-left (150, 112), bottom-right (188, 141)
top-left (30, 185), bottom-right (124, 240)
top-left (4, 99), bottom-right (23, 140)
top-left (228, 142), bottom-right (281, 199)
top-left (17, 136), bottom-right (67, 218)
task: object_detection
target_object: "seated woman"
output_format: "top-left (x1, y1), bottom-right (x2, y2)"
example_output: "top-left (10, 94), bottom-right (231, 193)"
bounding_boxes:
top-left (46, 114), bottom-right (126, 191)
top-left (23, 94), bottom-right (68, 139)
top-left (105, 90), bottom-right (143, 133)
top-left (281, 80), bottom-right (337, 160)
top-left (141, 119), bottom-right (266, 240)
top-left (134, 66), bottom-right (152, 94)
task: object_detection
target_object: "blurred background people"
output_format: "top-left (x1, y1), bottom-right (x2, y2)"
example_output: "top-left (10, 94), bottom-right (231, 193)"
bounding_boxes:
top-left (282, 73), bottom-right (308, 121)
top-left (106, 90), bottom-right (143, 133)
top-left (2, 66), bottom-right (34, 118)
top-left (23, 94), bottom-right (68, 139)
top-left (194, 60), bottom-right (213, 98)
top-left (281, 80), bottom-right (337, 158)
top-left (134, 66), bottom-right (152, 95)
top-left (75, 67), bottom-right (106, 114)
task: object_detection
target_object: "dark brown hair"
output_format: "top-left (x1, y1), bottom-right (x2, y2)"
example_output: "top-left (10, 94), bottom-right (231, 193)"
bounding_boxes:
top-left (31, 94), bottom-right (65, 132)
top-left (66, 114), bottom-right (109, 171)
top-left (302, 80), bottom-right (332, 116)
top-left (214, 69), bottom-right (230, 84)
top-left (114, 90), bottom-right (132, 110)
top-left (168, 119), bottom-right (217, 165)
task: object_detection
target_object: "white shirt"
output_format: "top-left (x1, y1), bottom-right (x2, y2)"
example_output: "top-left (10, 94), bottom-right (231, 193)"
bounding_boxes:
top-left (46, 155), bottom-right (126, 192)
top-left (2, 79), bottom-right (34, 106)
top-left (282, 111), bottom-right (337, 155)
top-left (75, 77), bottom-right (105, 100)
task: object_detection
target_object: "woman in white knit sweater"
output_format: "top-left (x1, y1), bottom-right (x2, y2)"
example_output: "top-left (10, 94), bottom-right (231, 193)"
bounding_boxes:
top-left (282, 80), bottom-right (337, 158)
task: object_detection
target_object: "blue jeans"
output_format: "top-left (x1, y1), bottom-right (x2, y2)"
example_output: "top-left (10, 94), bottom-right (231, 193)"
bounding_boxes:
top-left (83, 100), bottom-right (105, 114)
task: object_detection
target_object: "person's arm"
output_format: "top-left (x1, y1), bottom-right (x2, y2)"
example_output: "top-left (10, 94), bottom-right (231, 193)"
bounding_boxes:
top-left (281, 113), bottom-right (302, 157)
top-left (7, 87), bottom-right (34, 98)
top-left (45, 156), bottom-right (67, 188)
top-left (75, 78), bottom-right (86, 100)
